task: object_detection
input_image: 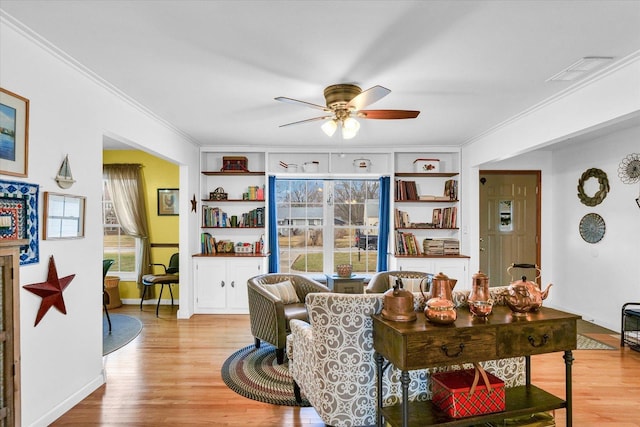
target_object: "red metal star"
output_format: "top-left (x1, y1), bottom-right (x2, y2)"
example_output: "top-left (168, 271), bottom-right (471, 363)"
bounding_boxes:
top-left (23, 255), bottom-right (75, 326)
top-left (191, 194), bottom-right (197, 212)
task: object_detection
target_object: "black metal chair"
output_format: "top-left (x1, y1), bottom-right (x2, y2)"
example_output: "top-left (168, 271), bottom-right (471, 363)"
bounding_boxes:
top-left (103, 259), bottom-right (115, 333)
top-left (141, 253), bottom-right (179, 317)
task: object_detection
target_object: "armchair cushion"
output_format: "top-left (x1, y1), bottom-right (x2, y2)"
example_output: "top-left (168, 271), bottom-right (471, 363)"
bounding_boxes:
top-left (265, 279), bottom-right (300, 304)
top-left (366, 270), bottom-right (433, 293)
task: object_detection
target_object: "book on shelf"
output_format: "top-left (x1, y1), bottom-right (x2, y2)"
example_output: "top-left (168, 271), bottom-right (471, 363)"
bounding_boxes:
top-left (444, 179), bottom-right (458, 200)
top-left (395, 231), bottom-right (422, 256)
top-left (394, 208), bottom-right (412, 228)
top-left (200, 232), bottom-right (217, 254)
top-left (203, 205), bottom-right (264, 227)
top-left (244, 185), bottom-right (265, 201)
top-left (431, 206), bottom-right (457, 228)
top-left (395, 179), bottom-right (419, 201)
top-left (423, 238), bottom-right (460, 256)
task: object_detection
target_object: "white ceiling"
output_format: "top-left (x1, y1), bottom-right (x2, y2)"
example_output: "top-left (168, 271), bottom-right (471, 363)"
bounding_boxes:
top-left (1, 0), bottom-right (639, 150)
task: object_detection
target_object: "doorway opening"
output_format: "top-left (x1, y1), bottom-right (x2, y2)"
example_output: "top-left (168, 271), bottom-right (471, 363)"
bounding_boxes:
top-left (479, 171), bottom-right (541, 286)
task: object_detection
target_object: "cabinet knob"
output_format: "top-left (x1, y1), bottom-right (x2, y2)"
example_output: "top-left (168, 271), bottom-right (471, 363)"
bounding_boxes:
top-left (221, 280), bottom-right (225, 288)
top-left (231, 281), bottom-right (235, 288)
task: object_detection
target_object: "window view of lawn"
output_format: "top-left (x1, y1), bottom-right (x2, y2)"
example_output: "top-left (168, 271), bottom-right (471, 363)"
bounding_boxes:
top-left (104, 234), bottom-right (136, 272)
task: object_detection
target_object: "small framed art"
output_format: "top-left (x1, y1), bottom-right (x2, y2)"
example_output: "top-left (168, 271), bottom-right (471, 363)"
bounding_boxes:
top-left (158, 188), bottom-right (179, 216)
top-left (0, 88), bottom-right (30, 177)
top-left (43, 192), bottom-right (86, 239)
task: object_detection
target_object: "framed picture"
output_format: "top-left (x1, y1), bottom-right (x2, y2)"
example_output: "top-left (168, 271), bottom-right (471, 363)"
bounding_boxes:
top-left (0, 88), bottom-right (29, 177)
top-left (43, 192), bottom-right (86, 240)
top-left (157, 188), bottom-right (179, 216)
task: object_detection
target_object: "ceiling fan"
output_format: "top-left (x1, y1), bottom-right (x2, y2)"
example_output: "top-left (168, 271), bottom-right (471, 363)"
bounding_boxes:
top-left (275, 84), bottom-right (420, 139)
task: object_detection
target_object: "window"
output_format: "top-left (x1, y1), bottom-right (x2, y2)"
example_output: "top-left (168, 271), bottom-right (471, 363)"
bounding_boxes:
top-left (275, 178), bottom-right (380, 275)
top-left (102, 180), bottom-right (138, 278)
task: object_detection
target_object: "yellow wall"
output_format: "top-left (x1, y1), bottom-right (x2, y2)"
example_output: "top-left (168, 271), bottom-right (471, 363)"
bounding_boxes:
top-left (103, 150), bottom-right (179, 301)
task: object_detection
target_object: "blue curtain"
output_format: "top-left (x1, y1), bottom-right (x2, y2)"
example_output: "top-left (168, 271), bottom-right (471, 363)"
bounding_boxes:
top-left (268, 175), bottom-right (280, 273)
top-left (377, 176), bottom-right (390, 272)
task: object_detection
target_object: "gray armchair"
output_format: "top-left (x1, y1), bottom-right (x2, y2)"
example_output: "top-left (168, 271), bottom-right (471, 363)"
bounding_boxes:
top-left (247, 273), bottom-right (330, 364)
top-left (365, 270), bottom-right (433, 294)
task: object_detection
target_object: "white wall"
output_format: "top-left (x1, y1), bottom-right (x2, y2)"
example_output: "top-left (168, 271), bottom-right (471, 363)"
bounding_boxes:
top-left (462, 52), bottom-right (640, 332)
top-left (1, 18), bottom-right (199, 426)
top-left (549, 126), bottom-right (640, 331)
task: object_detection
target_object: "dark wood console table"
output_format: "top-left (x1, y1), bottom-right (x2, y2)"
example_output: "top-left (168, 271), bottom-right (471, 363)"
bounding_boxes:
top-left (373, 305), bottom-right (580, 427)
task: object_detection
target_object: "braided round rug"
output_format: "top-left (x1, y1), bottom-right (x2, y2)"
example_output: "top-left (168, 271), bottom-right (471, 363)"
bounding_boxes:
top-left (221, 343), bottom-right (310, 407)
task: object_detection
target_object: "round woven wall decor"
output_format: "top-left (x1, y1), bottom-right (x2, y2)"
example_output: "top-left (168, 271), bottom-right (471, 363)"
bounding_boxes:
top-left (577, 168), bottom-right (609, 206)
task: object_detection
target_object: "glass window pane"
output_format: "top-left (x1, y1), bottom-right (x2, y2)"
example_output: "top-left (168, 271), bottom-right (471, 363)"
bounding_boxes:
top-left (275, 178), bottom-right (380, 275)
top-left (102, 179), bottom-right (137, 274)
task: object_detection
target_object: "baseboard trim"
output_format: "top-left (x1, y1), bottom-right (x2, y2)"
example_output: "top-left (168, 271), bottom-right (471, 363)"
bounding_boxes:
top-left (28, 374), bottom-right (104, 427)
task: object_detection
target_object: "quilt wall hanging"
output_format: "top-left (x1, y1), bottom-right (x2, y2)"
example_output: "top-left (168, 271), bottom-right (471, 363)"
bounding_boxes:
top-left (0, 179), bottom-right (39, 265)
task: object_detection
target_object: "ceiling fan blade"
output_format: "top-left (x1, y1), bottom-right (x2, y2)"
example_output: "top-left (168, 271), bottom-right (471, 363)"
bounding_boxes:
top-left (279, 115), bottom-right (333, 127)
top-left (346, 85), bottom-right (391, 110)
top-left (275, 96), bottom-right (329, 111)
top-left (357, 110), bottom-right (420, 119)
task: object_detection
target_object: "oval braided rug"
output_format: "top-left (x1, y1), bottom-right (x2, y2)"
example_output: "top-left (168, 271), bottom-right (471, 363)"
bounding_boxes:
top-left (221, 343), bottom-right (310, 407)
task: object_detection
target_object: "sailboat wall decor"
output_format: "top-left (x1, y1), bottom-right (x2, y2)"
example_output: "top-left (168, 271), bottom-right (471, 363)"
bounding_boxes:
top-left (55, 155), bottom-right (76, 189)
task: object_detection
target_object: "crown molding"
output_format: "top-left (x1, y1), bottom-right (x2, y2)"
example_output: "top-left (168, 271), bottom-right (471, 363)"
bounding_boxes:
top-left (463, 49), bottom-right (640, 147)
top-left (0, 11), bottom-right (200, 148)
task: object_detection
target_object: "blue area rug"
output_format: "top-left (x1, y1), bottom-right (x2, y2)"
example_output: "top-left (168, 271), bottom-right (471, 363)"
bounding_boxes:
top-left (103, 314), bottom-right (143, 355)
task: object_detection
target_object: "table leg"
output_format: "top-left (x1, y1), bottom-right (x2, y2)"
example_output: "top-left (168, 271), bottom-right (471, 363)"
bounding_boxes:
top-left (564, 350), bottom-right (574, 427)
top-left (401, 370), bottom-right (410, 427)
top-left (375, 352), bottom-right (383, 427)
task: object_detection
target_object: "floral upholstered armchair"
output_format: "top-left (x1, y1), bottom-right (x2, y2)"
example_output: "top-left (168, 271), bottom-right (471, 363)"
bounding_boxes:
top-left (247, 273), bottom-right (329, 364)
top-left (287, 288), bottom-right (524, 427)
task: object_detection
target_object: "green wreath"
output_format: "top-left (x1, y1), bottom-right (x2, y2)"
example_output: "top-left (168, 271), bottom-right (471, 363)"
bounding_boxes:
top-left (577, 168), bottom-right (609, 206)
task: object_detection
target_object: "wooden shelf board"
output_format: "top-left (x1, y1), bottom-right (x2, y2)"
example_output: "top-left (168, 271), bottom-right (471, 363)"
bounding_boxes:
top-left (394, 254), bottom-right (469, 258)
top-left (201, 171), bottom-right (264, 176)
top-left (395, 199), bottom-right (458, 203)
top-left (395, 172), bottom-right (459, 178)
top-left (192, 253), bottom-right (268, 258)
top-left (201, 199), bottom-right (264, 202)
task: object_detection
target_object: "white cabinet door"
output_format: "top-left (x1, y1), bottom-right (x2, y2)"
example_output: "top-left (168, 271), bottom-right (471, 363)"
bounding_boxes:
top-left (432, 258), bottom-right (468, 286)
top-left (194, 256), bottom-right (266, 313)
top-left (226, 258), bottom-right (264, 311)
top-left (194, 257), bottom-right (227, 311)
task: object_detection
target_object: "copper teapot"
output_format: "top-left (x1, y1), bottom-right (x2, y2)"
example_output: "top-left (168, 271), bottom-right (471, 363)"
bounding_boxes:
top-left (421, 272), bottom-right (457, 324)
top-left (503, 264), bottom-right (552, 315)
top-left (469, 271), bottom-right (493, 318)
top-left (381, 278), bottom-right (416, 322)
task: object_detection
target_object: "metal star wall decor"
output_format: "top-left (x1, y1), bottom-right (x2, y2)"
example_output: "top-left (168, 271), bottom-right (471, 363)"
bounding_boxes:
top-left (23, 255), bottom-right (75, 326)
top-left (191, 194), bottom-right (198, 212)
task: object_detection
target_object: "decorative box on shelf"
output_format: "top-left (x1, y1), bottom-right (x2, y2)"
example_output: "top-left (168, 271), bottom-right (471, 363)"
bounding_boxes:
top-left (413, 158), bottom-right (440, 173)
top-left (221, 156), bottom-right (248, 172)
top-left (210, 187), bottom-right (228, 200)
top-left (234, 242), bottom-right (254, 254)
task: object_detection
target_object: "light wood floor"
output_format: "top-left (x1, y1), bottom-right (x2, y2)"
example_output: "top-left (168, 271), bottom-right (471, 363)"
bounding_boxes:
top-left (51, 305), bottom-right (640, 426)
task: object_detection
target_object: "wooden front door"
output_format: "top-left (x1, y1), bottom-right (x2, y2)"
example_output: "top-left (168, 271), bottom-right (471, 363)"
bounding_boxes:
top-left (479, 171), bottom-right (540, 287)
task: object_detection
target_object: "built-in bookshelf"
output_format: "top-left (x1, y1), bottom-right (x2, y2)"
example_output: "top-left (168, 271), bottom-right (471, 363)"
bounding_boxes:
top-left (391, 151), bottom-right (468, 283)
top-left (199, 152), bottom-right (266, 256)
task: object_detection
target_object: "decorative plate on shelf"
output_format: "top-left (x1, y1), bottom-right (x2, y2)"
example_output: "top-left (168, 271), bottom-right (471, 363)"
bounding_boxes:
top-left (579, 213), bottom-right (606, 244)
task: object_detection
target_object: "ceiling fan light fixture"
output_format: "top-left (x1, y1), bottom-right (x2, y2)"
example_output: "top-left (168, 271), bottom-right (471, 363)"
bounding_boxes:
top-left (341, 117), bottom-right (360, 140)
top-left (321, 119), bottom-right (338, 137)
